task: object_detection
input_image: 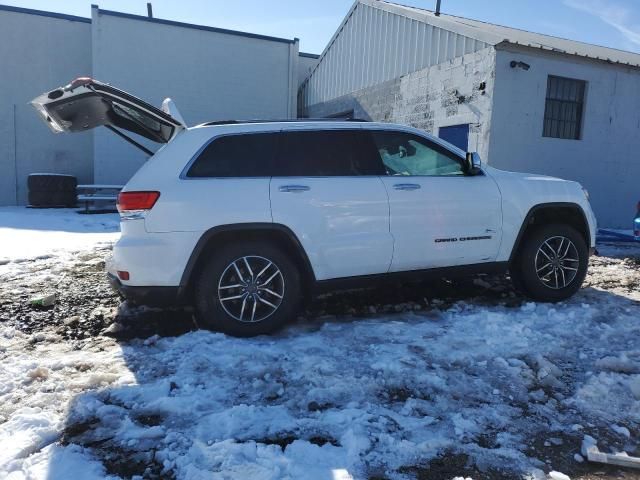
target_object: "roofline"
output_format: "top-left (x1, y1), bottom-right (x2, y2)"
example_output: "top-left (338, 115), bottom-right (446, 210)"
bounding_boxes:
top-left (299, 52), bottom-right (320, 59)
top-left (377, 0), bottom-right (640, 67)
top-left (367, 0), bottom-right (501, 45)
top-left (304, 0), bottom-right (496, 84)
top-left (304, 0), bottom-right (640, 84)
top-left (497, 41), bottom-right (640, 69)
top-left (0, 4), bottom-right (91, 23)
top-left (91, 5), bottom-right (298, 45)
top-left (0, 3), bottom-right (301, 45)
top-left (410, 2), bottom-right (640, 60)
top-left (305, 1), bottom-right (360, 82)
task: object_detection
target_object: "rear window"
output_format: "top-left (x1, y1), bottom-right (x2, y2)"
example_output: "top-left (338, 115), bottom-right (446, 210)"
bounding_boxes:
top-left (186, 133), bottom-right (277, 177)
top-left (273, 130), bottom-right (385, 176)
top-left (112, 101), bottom-right (162, 133)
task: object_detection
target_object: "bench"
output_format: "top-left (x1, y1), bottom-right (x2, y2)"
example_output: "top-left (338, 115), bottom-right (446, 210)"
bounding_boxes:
top-left (77, 185), bottom-right (124, 213)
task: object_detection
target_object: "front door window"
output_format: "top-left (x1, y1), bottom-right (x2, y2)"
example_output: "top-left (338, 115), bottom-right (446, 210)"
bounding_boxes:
top-left (371, 130), bottom-right (465, 177)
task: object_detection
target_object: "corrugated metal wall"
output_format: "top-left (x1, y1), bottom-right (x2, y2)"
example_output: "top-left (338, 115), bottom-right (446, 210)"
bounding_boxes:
top-left (302, 2), bottom-right (488, 108)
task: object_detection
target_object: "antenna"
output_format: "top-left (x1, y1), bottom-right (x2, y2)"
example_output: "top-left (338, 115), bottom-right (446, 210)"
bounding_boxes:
top-left (435, 0), bottom-right (442, 16)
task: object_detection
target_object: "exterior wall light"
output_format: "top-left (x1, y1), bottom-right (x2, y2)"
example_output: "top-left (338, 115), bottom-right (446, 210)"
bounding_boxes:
top-left (510, 61), bottom-right (531, 71)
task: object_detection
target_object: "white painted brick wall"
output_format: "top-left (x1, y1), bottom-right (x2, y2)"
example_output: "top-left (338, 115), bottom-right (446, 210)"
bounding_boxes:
top-left (306, 47), bottom-right (496, 159)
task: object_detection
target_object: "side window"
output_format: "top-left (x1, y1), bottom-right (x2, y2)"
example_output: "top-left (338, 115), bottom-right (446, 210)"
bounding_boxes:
top-left (371, 131), bottom-right (465, 176)
top-left (543, 75), bottom-right (586, 140)
top-left (274, 130), bottom-right (385, 176)
top-left (186, 133), bottom-right (277, 178)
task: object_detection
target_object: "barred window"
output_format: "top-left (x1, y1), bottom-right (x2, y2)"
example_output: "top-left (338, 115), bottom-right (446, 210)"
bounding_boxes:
top-left (543, 76), bottom-right (586, 140)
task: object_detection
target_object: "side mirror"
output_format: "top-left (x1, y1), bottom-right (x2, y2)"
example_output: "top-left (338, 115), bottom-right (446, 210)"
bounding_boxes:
top-left (465, 152), bottom-right (482, 175)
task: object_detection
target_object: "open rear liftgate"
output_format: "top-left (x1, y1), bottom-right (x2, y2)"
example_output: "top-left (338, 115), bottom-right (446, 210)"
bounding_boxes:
top-left (31, 77), bottom-right (187, 157)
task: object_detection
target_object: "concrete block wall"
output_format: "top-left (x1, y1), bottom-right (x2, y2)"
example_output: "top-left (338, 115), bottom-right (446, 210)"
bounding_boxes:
top-left (306, 47), bottom-right (496, 160)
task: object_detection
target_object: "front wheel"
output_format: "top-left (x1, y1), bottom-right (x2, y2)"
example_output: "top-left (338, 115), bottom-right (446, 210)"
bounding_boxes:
top-left (194, 241), bottom-right (301, 337)
top-left (511, 224), bottom-right (589, 302)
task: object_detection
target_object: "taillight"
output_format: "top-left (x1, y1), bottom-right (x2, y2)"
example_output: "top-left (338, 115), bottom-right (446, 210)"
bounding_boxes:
top-left (117, 191), bottom-right (160, 219)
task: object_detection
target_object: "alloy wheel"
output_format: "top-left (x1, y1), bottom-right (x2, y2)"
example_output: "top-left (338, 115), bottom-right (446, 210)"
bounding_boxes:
top-left (534, 236), bottom-right (580, 290)
top-left (217, 256), bottom-right (285, 323)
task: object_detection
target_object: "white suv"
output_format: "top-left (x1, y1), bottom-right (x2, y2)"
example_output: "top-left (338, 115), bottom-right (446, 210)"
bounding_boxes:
top-left (33, 79), bottom-right (597, 336)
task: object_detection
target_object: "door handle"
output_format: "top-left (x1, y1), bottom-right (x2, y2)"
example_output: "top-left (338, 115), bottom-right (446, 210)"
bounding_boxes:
top-left (393, 183), bottom-right (421, 191)
top-left (278, 185), bottom-right (311, 193)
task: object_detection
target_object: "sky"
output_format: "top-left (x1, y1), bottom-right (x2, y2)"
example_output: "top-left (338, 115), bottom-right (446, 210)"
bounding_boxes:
top-left (3, 0), bottom-right (640, 55)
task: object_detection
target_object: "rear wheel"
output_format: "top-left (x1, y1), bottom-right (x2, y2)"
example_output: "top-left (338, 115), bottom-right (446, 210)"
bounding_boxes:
top-left (194, 241), bottom-right (301, 336)
top-left (511, 224), bottom-right (588, 302)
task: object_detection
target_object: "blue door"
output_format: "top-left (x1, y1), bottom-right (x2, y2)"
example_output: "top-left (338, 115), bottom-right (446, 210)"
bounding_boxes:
top-left (439, 124), bottom-right (469, 151)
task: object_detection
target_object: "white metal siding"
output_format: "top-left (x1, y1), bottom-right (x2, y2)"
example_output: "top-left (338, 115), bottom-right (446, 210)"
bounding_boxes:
top-left (298, 55), bottom-right (319, 87)
top-left (303, 2), bottom-right (488, 108)
top-left (91, 8), bottom-right (298, 185)
top-left (490, 46), bottom-right (640, 228)
top-left (0, 9), bottom-right (92, 206)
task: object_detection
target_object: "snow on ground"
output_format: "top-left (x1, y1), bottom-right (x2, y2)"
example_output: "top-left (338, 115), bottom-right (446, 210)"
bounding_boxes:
top-left (1, 208), bottom-right (640, 480)
top-left (0, 207), bottom-right (119, 270)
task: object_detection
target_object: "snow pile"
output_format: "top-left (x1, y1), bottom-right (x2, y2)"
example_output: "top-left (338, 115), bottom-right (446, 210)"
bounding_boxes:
top-left (4, 298), bottom-right (639, 479)
top-left (0, 207), bottom-right (119, 268)
top-left (1, 208), bottom-right (639, 479)
top-left (7, 444), bottom-right (112, 480)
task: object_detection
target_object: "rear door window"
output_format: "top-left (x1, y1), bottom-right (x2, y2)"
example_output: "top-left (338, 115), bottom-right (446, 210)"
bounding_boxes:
top-left (273, 130), bottom-right (385, 176)
top-left (186, 133), bottom-right (278, 177)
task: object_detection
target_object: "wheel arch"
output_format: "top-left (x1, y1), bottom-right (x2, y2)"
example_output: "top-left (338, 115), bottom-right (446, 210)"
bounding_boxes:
top-left (179, 223), bottom-right (316, 300)
top-left (509, 202), bottom-right (590, 265)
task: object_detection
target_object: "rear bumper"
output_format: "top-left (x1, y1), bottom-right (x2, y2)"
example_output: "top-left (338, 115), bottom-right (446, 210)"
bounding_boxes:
top-left (109, 221), bottom-right (201, 286)
top-left (107, 273), bottom-right (185, 307)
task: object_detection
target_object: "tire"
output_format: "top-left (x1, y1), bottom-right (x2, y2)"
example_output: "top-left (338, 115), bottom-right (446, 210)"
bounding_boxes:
top-left (194, 241), bottom-right (302, 337)
top-left (511, 224), bottom-right (589, 302)
top-left (28, 190), bottom-right (77, 208)
top-left (28, 174), bottom-right (77, 192)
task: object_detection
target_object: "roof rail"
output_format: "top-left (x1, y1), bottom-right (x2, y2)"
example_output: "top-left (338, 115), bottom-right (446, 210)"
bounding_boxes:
top-left (201, 118), bottom-right (369, 127)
